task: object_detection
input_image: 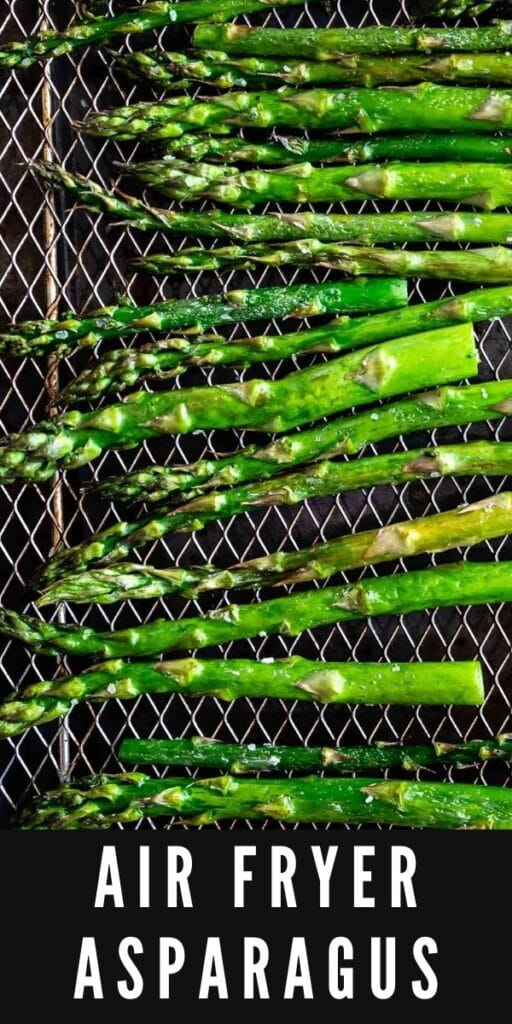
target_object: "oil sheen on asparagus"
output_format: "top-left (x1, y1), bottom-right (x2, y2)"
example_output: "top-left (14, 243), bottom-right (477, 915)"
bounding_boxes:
top-left (0, 659), bottom-right (482, 739)
top-left (3, 561), bottom-right (512, 659)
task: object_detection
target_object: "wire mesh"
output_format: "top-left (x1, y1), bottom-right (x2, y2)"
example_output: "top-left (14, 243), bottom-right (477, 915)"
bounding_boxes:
top-left (1, 0), bottom-right (512, 828)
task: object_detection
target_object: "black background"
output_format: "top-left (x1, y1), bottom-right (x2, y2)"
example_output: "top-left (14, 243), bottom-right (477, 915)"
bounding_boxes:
top-left (0, 829), bottom-right (508, 1018)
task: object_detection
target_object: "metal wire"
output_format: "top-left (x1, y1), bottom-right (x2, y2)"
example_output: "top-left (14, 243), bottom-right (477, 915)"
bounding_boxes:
top-left (1, 0), bottom-right (512, 828)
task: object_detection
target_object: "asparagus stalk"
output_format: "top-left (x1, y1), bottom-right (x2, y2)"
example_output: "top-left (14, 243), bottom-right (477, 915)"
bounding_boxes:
top-left (165, 131), bottom-right (512, 166)
top-left (62, 275), bottom-right (512, 404)
top-left (94, 440), bottom-right (512, 520)
top-left (20, 774), bottom-right (512, 830)
top-left (0, 658), bottom-right (482, 740)
top-left (119, 734), bottom-right (512, 773)
top-left (42, 380), bottom-right (512, 583)
top-left (133, 242), bottom-right (512, 281)
top-left (126, 158), bottom-right (512, 210)
top-left (193, 22), bottom-right (512, 57)
top-left (81, 83), bottom-right (512, 141)
top-left (37, 163), bottom-right (512, 245)
top-left (115, 48), bottom-right (512, 88)
top-left (36, 492), bottom-right (512, 607)
top-left (0, 0), bottom-right (307, 69)
top-left (0, 277), bottom-right (404, 360)
top-left (5, 560), bottom-right (512, 659)
top-left (0, 323), bottom-right (470, 487)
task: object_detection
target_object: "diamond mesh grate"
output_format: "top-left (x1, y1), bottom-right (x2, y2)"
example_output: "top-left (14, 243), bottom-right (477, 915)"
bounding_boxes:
top-left (1, 0), bottom-right (512, 828)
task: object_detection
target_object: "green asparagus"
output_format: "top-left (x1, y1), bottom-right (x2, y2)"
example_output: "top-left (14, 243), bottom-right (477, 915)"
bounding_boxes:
top-left (430, 1), bottom-right (496, 17)
top-left (124, 157), bottom-right (237, 192)
top-left (93, 441), bottom-right (512, 529)
top-left (126, 158), bottom-right (512, 210)
top-left (133, 241), bottom-right (512, 280)
top-left (114, 48), bottom-right (512, 88)
top-left (81, 84), bottom-right (512, 141)
top-left (193, 22), bottom-right (512, 57)
top-left (37, 163), bottom-right (512, 245)
top-left (119, 734), bottom-right (512, 772)
top-left (0, 658), bottom-right (482, 740)
top-left (22, 773), bottom-right (512, 830)
top-left (0, 0), bottom-right (307, 69)
top-left (43, 380), bottom-right (512, 582)
top-left (0, 277), bottom-right (404, 360)
top-left (0, 323), bottom-right (471, 486)
top-left (4, 560), bottom-right (512, 659)
top-left (36, 492), bottom-right (512, 607)
top-left (59, 333), bottom-right (238, 405)
top-left (164, 131), bottom-right (512, 166)
top-left (18, 773), bottom-right (512, 830)
top-left (62, 279), bottom-right (512, 419)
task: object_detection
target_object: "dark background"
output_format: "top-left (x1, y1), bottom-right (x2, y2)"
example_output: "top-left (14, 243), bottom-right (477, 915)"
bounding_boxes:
top-left (1, 829), bottom-right (509, 1016)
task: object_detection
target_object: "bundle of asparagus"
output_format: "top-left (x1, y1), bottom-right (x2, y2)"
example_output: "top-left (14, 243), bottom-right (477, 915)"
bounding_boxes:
top-left (16, 773), bottom-right (512, 829)
top-left (0, 658), bottom-right (482, 740)
top-left (0, 278), bottom-right (405, 360)
top-left (61, 283), bottom-right (512, 403)
top-left (2, 560), bottom-right (511, 659)
top-left (80, 83), bottom-right (512, 140)
top-left (0, 0), bottom-right (307, 69)
top-left (119, 734), bottom-right (512, 772)
top-left (40, 381), bottom-right (512, 583)
top-left (0, 324), bottom-right (473, 485)
top-left (59, 285), bottom-right (512, 404)
top-left (36, 492), bottom-right (512, 606)
top-left (36, 164), bottom-right (512, 252)
top-left (91, 439), bottom-right (512, 528)
top-left (4, 1), bottom-right (512, 832)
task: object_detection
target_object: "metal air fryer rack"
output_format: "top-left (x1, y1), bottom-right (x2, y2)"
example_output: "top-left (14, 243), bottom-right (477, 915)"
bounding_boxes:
top-left (1, 0), bottom-right (512, 828)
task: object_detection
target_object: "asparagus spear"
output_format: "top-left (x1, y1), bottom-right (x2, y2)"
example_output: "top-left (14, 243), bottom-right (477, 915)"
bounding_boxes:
top-left (0, 323), bottom-right (471, 487)
top-left (63, 279), bottom-right (512, 404)
top-left (124, 157), bottom-right (238, 193)
top-left (133, 242), bottom-right (512, 280)
top-left (0, 0), bottom-right (307, 70)
top-left (59, 333), bottom-right (241, 405)
top-left (115, 48), bottom-right (512, 88)
top-left (193, 22), bottom-right (512, 57)
top-left (165, 131), bottom-right (512, 166)
top-left (119, 734), bottom-right (512, 772)
top-left (20, 774), bottom-right (512, 830)
top-left (0, 277), bottom-right (404, 359)
top-left (4, 560), bottom-right (512, 659)
top-left (81, 84), bottom-right (512, 141)
top-left (94, 439), bottom-right (512, 519)
top-left (37, 163), bottom-right (512, 245)
top-left (36, 492), bottom-right (512, 607)
top-left (0, 658), bottom-right (482, 740)
top-left (42, 380), bottom-right (512, 582)
top-left (125, 158), bottom-right (512, 210)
